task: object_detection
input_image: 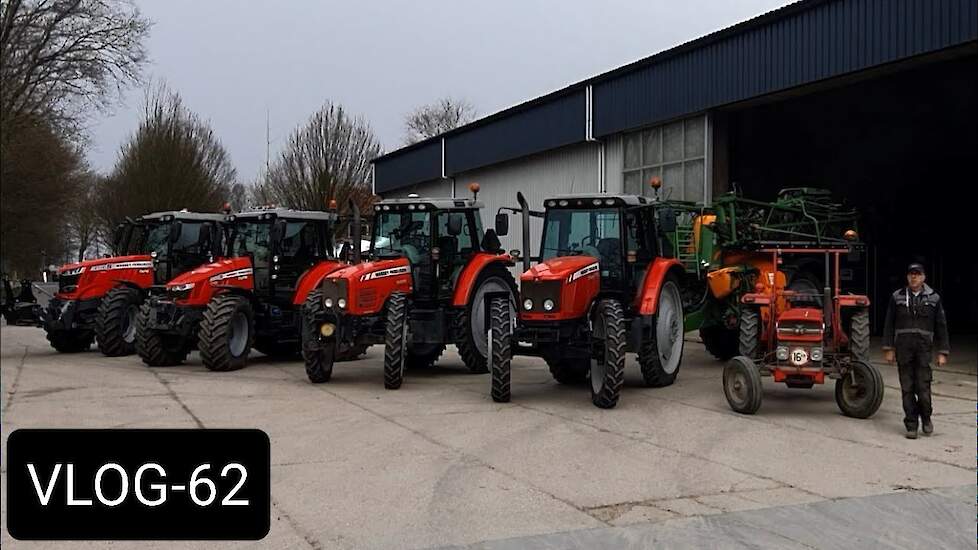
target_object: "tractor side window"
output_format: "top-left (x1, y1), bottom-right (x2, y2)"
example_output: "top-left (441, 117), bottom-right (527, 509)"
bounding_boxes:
top-left (171, 223), bottom-right (202, 254)
top-left (437, 212), bottom-right (473, 258)
top-left (142, 224), bottom-right (169, 257)
top-left (279, 222), bottom-right (320, 265)
top-left (235, 223), bottom-right (271, 265)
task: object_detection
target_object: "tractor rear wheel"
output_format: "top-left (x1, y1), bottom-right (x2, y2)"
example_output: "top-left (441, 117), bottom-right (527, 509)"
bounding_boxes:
top-left (590, 299), bottom-right (625, 409)
top-left (835, 360), bottom-right (884, 419)
top-left (544, 355), bottom-right (589, 385)
top-left (46, 329), bottom-right (93, 353)
top-left (199, 294), bottom-right (254, 371)
top-left (723, 356), bottom-right (763, 414)
top-left (456, 267), bottom-right (515, 374)
top-left (639, 277), bottom-right (685, 387)
top-left (700, 325), bottom-right (739, 361)
top-left (849, 308), bottom-right (870, 361)
top-left (302, 289), bottom-right (335, 383)
top-left (383, 293), bottom-right (408, 389)
top-left (738, 308), bottom-right (761, 359)
top-left (337, 343), bottom-right (369, 362)
top-left (96, 286), bottom-right (143, 357)
top-left (135, 303), bottom-right (190, 366)
top-left (488, 296), bottom-right (512, 403)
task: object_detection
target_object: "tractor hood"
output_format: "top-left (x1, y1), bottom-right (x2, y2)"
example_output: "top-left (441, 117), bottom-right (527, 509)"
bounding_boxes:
top-left (521, 255), bottom-right (599, 283)
top-left (328, 257), bottom-right (411, 282)
top-left (166, 257), bottom-right (253, 288)
top-left (58, 254), bottom-right (152, 275)
top-left (321, 257), bottom-right (412, 316)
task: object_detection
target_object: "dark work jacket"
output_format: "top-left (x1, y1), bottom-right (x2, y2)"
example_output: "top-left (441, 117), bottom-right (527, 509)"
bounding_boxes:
top-left (882, 284), bottom-right (950, 354)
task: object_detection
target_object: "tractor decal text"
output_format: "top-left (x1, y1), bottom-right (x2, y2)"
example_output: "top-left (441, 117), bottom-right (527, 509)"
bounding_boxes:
top-left (567, 262), bottom-right (599, 283)
top-left (89, 261), bottom-right (154, 272)
top-left (209, 268), bottom-right (253, 283)
top-left (359, 266), bottom-right (410, 281)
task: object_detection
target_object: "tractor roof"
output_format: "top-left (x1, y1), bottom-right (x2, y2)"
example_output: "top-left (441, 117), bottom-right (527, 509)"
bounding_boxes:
top-left (544, 194), bottom-right (655, 208)
top-left (230, 207), bottom-right (338, 222)
top-left (374, 197), bottom-right (482, 211)
top-left (139, 211), bottom-right (227, 222)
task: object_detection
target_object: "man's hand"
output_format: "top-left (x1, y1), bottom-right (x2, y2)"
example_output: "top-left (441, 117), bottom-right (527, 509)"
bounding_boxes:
top-left (937, 353), bottom-right (948, 367)
top-left (884, 350), bottom-right (895, 364)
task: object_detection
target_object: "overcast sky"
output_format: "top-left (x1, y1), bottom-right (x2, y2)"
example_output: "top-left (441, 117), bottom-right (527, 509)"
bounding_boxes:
top-left (88, 0), bottom-right (793, 182)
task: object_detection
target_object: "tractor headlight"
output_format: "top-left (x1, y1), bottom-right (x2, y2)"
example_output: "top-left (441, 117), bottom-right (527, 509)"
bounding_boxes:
top-left (523, 298), bottom-right (533, 311)
top-left (170, 282), bottom-right (195, 292)
top-left (543, 299), bottom-right (555, 311)
top-left (324, 297), bottom-right (334, 308)
top-left (337, 298), bottom-right (347, 309)
top-left (776, 346), bottom-right (789, 361)
top-left (810, 347), bottom-right (823, 361)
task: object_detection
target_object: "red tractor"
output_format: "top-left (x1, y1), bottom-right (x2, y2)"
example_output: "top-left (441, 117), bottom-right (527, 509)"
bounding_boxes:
top-left (302, 185), bottom-right (517, 388)
top-left (722, 245), bottom-right (882, 417)
top-left (487, 189), bottom-right (688, 408)
top-left (42, 211), bottom-right (225, 355)
top-left (136, 207), bottom-right (346, 369)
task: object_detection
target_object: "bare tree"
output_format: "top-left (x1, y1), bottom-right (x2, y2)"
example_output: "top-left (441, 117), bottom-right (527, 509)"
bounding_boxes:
top-left (403, 97), bottom-right (476, 144)
top-left (258, 102), bottom-right (380, 231)
top-left (96, 83), bottom-right (234, 235)
top-left (67, 171), bottom-right (103, 260)
top-left (0, 0), bottom-right (150, 139)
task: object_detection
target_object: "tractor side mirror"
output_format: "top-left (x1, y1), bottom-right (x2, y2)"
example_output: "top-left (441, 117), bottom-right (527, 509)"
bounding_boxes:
top-left (494, 213), bottom-right (509, 236)
top-left (658, 208), bottom-right (677, 234)
top-left (168, 221), bottom-right (183, 244)
top-left (447, 214), bottom-right (463, 236)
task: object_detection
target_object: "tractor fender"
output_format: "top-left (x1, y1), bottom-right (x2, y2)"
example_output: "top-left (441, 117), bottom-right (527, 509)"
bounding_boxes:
top-left (635, 258), bottom-right (685, 315)
top-left (292, 260), bottom-right (346, 305)
top-left (451, 253), bottom-right (515, 307)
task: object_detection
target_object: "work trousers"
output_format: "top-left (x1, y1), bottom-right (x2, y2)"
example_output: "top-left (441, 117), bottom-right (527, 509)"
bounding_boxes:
top-left (895, 335), bottom-right (933, 430)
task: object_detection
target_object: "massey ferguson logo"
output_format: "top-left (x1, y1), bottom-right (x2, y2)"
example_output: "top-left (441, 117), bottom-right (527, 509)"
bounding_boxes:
top-left (209, 268), bottom-right (253, 284)
top-left (360, 265), bottom-right (410, 281)
top-left (567, 262), bottom-right (599, 283)
top-left (89, 261), bottom-right (154, 272)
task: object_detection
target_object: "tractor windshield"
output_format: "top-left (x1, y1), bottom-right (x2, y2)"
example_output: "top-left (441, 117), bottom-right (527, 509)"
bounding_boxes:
top-left (230, 221), bottom-right (272, 264)
top-left (541, 208), bottom-right (623, 276)
top-left (371, 211), bottom-right (431, 262)
top-left (132, 222), bottom-right (169, 256)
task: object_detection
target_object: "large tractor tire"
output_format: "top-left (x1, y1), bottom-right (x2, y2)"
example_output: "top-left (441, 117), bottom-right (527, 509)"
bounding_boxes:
top-left (738, 308), bottom-right (761, 359)
top-left (590, 299), bottom-right (625, 409)
top-left (544, 355), bottom-right (589, 385)
top-left (135, 303), bottom-right (190, 366)
top-left (699, 325), bottom-right (739, 361)
top-left (302, 289), bottom-right (335, 383)
top-left (488, 296), bottom-right (513, 403)
top-left (337, 343), bottom-right (369, 362)
top-left (96, 286), bottom-right (143, 357)
top-left (723, 356), bottom-right (763, 415)
top-left (46, 329), bottom-right (93, 353)
top-left (639, 277), bottom-right (685, 387)
top-left (835, 360), bottom-right (884, 419)
top-left (849, 307), bottom-right (870, 361)
top-left (199, 294), bottom-right (254, 372)
top-left (383, 293), bottom-right (408, 389)
top-left (455, 266), bottom-right (516, 374)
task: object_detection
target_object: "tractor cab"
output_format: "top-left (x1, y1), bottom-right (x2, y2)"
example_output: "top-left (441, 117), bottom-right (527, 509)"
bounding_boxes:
top-left (369, 194), bottom-right (495, 304)
top-left (130, 210), bottom-right (227, 285)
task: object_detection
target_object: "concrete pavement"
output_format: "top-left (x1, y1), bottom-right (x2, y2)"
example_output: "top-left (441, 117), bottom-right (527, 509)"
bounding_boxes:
top-left (1, 325), bottom-right (975, 549)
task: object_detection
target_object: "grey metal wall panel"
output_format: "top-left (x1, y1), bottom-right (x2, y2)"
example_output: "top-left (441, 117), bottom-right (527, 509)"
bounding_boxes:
top-left (381, 178), bottom-right (452, 199)
top-left (445, 91), bottom-right (586, 174)
top-left (592, 0), bottom-right (978, 137)
top-left (604, 135), bottom-right (624, 194)
top-left (374, 140), bottom-right (442, 193)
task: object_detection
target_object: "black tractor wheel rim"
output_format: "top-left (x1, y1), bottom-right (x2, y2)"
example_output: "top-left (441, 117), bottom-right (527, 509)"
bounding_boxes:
top-left (842, 366), bottom-right (869, 407)
top-left (726, 366), bottom-right (749, 408)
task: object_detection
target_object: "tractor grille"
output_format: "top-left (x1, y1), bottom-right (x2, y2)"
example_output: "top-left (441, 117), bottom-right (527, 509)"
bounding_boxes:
top-left (520, 280), bottom-right (561, 313)
top-left (322, 278), bottom-right (348, 309)
top-left (776, 322), bottom-right (822, 336)
top-left (58, 273), bottom-right (80, 294)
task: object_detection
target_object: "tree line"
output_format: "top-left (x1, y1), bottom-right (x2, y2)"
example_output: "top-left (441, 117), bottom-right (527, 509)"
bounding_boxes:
top-left (1, 0), bottom-right (475, 277)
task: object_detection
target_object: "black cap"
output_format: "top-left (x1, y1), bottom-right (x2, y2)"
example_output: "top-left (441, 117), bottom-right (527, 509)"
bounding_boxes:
top-left (907, 263), bottom-right (925, 274)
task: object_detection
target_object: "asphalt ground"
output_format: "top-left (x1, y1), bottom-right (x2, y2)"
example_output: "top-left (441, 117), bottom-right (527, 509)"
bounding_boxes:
top-left (1, 325), bottom-right (975, 549)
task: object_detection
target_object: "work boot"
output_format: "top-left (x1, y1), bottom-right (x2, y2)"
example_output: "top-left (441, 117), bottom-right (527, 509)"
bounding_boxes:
top-left (921, 419), bottom-right (933, 436)
top-left (905, 427), bottom-right (918, 439)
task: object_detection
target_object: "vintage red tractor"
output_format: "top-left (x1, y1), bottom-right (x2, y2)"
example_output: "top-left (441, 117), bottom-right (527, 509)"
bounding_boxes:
top-left (42, 211), bottom-right (225, 355)
top-left (136, 206), bottom-right (346, 369)
top-left (722, 244), bottom-right (882, 417)
top-left (487, 187), bottom-right (688, 408)
top-left (302, 185), bottom-right (517, 388)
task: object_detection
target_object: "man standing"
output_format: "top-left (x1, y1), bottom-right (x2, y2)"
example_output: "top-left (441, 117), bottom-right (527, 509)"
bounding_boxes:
top-left (882, 263), bottom-right (950, 439)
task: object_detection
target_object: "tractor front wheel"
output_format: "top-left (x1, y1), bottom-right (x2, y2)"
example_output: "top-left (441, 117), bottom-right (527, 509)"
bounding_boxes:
top-left (135, 303), bottom-right (190, 366)
top-left (723, 356), bottom-right (763, 414)
top-left (590, 299), bottom-right (625, 409)
top-left (488, 296), bottom-right (512, 403)
top-left (96, 286), bottom-right (143, 356)
top-left (199, 294), bottom-right (254, 371)
top-left (456, 268), bottom-right (515, 374)
top-left (835, 360), bottom-right (884, 419)
top-left (639, 277), bottom-right (685, 387)
top-left (383, 293), bottom-right (408, 389)
top-left (849, 308), bottom-right (870, 361)
top-left (302, 289), bottom-right (335, 383)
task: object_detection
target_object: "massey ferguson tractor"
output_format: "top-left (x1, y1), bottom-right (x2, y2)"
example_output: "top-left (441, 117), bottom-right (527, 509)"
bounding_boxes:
top-left (136, 206), bottom-right (346, 369)
top-left (487, 186), bottom-right (688, 408)
top-left (722, 244), bottom-right (882, 417)
top-left (42, 211), bottom-right (225, 355)
top-left (302, 185), bottom-right (517, 388)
